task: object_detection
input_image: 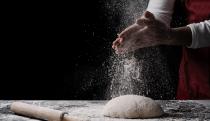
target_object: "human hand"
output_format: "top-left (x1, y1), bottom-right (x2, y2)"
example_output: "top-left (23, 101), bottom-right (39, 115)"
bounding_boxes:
top-left (112, 11), bottom-right (171, 54)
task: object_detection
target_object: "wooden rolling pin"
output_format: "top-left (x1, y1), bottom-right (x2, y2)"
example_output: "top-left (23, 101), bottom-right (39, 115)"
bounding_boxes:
top-left (10, 102), bottom-right (85, 121)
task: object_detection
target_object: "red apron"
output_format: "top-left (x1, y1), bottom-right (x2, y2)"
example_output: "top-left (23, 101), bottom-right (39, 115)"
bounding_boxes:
top-left (176, 0), bottom-right (210, 99)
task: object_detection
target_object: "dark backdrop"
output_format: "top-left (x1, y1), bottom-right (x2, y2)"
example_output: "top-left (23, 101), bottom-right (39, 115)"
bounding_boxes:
top-left (2, 0), bottom-right (183, 100)
top-left (2, 0), bottom-right (118, 99)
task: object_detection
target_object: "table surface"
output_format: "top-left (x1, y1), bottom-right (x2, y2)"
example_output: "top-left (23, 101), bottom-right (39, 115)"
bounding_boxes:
top-left (0, 100), bottom-right (210, 121)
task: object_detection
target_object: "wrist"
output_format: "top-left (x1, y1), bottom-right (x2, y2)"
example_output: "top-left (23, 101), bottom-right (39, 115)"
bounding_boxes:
top-left (163, 28), bottom-right (176, 45)
top-left (164, 27), bottom-right (192, 46)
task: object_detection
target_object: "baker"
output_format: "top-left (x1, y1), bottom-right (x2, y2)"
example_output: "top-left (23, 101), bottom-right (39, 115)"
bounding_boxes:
top-left (112, 0), bottom-right (210, 99)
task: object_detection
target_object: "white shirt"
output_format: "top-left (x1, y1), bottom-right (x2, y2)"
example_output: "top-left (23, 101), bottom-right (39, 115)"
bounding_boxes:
top-left (147, 0), bottom-right (210, 48)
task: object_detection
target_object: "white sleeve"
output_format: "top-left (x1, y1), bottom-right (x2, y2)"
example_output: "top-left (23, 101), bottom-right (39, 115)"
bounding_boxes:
top-left (146, 0), bottom-right (176, 27)
top-left (187, 20), bottom-right (210, 48)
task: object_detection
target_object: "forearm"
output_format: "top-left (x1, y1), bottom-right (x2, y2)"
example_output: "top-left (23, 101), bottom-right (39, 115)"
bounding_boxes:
top-left (166, 26), bottom-right (192, 46)
top-left (166, 20), bottom-right (210, 48)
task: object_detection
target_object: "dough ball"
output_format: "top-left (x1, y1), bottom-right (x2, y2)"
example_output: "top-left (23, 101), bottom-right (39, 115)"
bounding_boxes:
top-left (103, 95), bottom-right (164, 119)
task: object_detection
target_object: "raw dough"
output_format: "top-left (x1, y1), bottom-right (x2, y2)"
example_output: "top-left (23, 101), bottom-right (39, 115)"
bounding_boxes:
top-left (103, 95), bottom-right (164, 118)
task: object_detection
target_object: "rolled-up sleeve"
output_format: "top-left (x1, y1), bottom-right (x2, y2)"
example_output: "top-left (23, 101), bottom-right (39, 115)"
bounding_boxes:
top-left (187, 20), bottom-right (210, 48)
top-left (147, 0), bottom-right (175, 27)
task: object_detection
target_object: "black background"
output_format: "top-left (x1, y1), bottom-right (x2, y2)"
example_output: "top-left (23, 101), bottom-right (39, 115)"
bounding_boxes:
top-left (2, 0), bottom-right (118, 99)
top-left (1, 0), bottom-right (183, 100)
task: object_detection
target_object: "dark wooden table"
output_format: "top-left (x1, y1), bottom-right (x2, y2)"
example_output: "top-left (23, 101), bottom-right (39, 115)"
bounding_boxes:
top-left (0, 100), bottom-right (210, 120)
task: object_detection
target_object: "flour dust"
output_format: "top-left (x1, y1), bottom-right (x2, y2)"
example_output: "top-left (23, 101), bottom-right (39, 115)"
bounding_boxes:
top-left (107, 54), bottom-right (145, 98)
top-left (104, 0), bottom-right (176, 99)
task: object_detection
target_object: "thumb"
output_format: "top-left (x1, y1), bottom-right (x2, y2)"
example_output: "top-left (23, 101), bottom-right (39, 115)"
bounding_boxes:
top-left (144, 11), bottom-right (155, 20)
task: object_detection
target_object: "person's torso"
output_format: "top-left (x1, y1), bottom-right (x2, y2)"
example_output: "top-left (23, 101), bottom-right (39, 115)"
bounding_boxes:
top-left (177, 0), bottom-right (210, 99)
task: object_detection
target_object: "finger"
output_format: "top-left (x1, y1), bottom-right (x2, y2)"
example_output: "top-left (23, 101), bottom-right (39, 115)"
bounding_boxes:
top-left (115, 46), bottom-right (123, 54)
top-left (112, 38), bottom-right (121, 49)
top-left (116, 26), bottom-right (148, 53)
top-left (118, 24), bottom-right (139, 38)
top-left (114, 38), bottom-right (125, 49)
top-left (119, 37), bottom-right (124, 43)
top-left (112, 38), bottom-right (121, 45)
top-left (136, 18), bottom-right (153, 26)
top-left (114, 40), bottom-right (130, 54)
top-left (112, 44), bottom-right (116, 49)
top-left (112, 42), bottom-right (120, 49)
top-left (144, 11), bottom-right (155, 20)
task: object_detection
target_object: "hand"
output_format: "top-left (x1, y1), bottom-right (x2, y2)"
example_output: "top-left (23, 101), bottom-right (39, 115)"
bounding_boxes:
top-left (112, 11), bottom-right (171, 54)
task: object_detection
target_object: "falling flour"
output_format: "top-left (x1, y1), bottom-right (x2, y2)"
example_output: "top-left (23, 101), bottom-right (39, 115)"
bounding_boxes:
top-left (104, 0), bottom-right (177, 99)
top-left (106, 54), bottom-right (144, 98)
